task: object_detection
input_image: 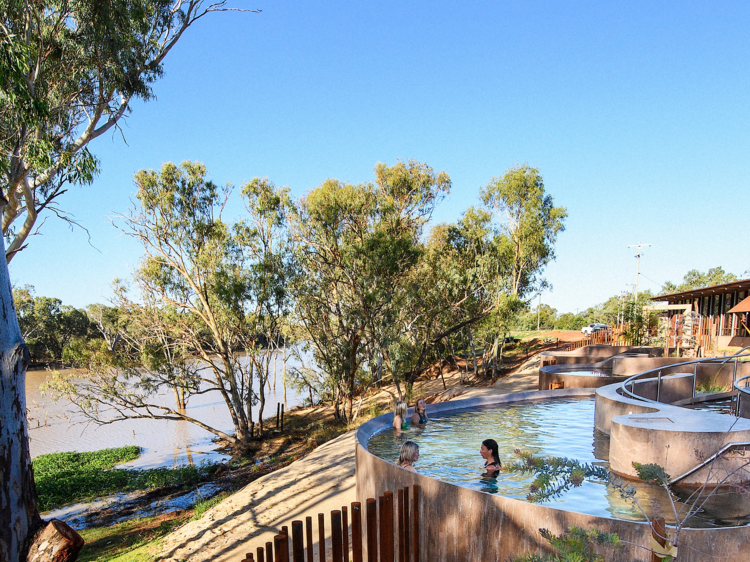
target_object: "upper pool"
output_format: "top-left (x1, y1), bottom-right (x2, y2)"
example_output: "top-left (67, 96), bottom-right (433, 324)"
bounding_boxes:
top-left (366, 397), bottom-right (750, 528)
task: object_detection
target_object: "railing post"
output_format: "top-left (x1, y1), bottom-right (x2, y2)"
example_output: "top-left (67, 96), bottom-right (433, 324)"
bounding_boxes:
top-left (292, 520), bottom-right (305, 562)
top-left (651, 517), bottom-right (666, 562)
top-left (656, 370), bottom-right (662, 402)
top-left (693, 362), bottom-right (698, 398)
top-left (342, 505), bottom-right (350, 562)
top-left (403, 487), bottom-right (410, 562)
top-left (380, 492), bottom-right (394, 562)
top-left (281, 404), bottom-right (285, 432)
top-left (332, 510), bottom-right (343, 562)
top-left (265, 542), bottom-right (273, 562)
top-left (257, 546), bottom-right (265, 562)
top-left (351, 502), bottom-right (363, 562)
top-left (276, 403), bottom-right (281, 429)
top-left (306, 516), bottom-right (314, 562)
top-left (366, 498), bottom-right (377, 562)
top-left (412, 486), bottom-right (420, 562)
top-left (319, 512), bottom-right (327, 562)
top-left (397, 489), bottom-right (405, 562)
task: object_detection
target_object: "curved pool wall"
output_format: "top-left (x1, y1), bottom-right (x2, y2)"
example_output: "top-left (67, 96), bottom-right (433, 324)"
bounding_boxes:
top-left (539, 352), bottom-right (750, 391)
top-left (595, 378), bottom-right (750, 485)
top-left (355, 389), bottom-right (750, 562)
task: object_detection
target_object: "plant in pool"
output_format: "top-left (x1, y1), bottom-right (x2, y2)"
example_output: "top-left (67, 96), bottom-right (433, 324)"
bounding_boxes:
top-left (504, 450), bottom-right (609, 502)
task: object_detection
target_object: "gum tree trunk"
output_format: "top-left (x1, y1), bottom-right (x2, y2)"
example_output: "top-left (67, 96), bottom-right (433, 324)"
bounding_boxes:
top-left (0, 221), bottom-right (43, 561)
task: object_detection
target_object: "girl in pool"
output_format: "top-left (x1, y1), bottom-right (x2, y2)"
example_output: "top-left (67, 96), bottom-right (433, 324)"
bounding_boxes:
top-left (480, 438), bottom-right (501, 475)
top-left (396, 441), bottom-right (419, 473)
top-left (393, 400), bottom-right (409, 430)
top-left (410, 398), bottom-right (428, 425)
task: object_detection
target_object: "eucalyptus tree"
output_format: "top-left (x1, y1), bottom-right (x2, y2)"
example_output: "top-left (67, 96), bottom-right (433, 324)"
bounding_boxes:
top-left (1, 0), bottom-right (257, 261)
top-left (46, 162), bottom-right (292, 447)
top-left (1, 3), bottom-right (256, 558)
top-left (290, 160), bottom-right (450, 422)
top-left (479, 164), bottom-right (567, 298)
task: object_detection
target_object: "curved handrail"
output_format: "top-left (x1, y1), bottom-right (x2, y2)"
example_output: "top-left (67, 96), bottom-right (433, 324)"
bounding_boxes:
top-left (620, 346), bottom-right (750, 406)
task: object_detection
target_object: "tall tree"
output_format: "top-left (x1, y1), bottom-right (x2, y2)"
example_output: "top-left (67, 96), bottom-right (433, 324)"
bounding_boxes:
top-left (660, 267), bottom-right (738, 295)
top-left (479, 164), bottom-right (567, 298)
top-left (0, 0), bottom-right (257, 260)
top-left (1, 5), bottom-right (255, 559)
top-left (46, 163), bottom-right (292, 448)
top-left (290, 160), bottom-right (449, 422)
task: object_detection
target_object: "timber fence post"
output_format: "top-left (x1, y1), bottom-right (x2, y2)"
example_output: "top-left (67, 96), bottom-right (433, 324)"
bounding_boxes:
top-left (292, 520), bottom-right (305, 562)
top-left (351, 502), bottom-right (363, 562)
top-left (306, 516), bottom-right (314, 562)
top-left (366, 498), bottom-right (377, 562)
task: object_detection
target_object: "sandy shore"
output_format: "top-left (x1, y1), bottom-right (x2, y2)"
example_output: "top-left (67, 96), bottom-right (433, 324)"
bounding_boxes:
top-left (158, 357), bottom-right (541, 562)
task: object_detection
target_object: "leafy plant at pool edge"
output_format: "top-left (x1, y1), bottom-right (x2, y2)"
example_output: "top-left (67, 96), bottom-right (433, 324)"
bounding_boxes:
top-left (504, 449), bottom-right (609, 502)
top-left (507, 526), bottom-right (621, 562)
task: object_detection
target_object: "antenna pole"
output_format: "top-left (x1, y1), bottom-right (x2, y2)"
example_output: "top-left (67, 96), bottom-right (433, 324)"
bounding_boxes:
top-left (628, 242), bottom-right (651, 301)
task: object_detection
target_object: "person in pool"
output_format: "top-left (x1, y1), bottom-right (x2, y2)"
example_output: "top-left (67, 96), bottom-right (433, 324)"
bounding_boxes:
top-left (396, 441), bottom-right (419, 473)
top-left (410, 398), bottom-right (428, 425)
top-left (393, 400), bottom-right (409, 431)
top-left (480, 438), bottom-right (501, 475)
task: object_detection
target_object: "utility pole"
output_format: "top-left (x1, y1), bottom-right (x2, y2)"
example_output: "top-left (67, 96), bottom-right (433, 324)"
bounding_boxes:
top-left (628, 242), bottom-right (651, 301)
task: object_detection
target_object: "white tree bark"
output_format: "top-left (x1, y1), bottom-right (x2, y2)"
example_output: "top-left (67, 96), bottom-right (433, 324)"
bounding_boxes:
top-left (0, 198), bottom-right (41, 561)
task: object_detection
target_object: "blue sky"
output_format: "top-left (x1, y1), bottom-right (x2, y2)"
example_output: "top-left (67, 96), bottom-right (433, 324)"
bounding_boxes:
top-left (9, 1), bottom-right (750, 314)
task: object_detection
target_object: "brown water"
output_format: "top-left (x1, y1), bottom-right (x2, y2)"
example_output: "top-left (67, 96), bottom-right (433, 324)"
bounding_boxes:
top-left (26, 353), bottom-right (304, 469)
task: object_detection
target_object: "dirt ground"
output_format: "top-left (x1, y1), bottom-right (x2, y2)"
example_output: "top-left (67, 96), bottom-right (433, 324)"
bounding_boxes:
top-left (157, 348), bottom-right (550, 562)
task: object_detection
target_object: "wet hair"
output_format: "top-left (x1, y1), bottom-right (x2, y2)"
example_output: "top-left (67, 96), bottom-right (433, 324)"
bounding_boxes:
top-left (394, 400), bottom-right (407, 420)
top-left (482, 438), bottom-right (500, 465)
top-left (398, 441), bottom-right (419, 466)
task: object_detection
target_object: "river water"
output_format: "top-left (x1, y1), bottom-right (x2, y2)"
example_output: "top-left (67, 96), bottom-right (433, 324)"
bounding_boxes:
top-left (26, 352), bottom-right (305, 469)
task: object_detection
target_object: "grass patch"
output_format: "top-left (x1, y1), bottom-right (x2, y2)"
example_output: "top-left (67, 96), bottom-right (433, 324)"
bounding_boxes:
top-left (34, 446), bottom-right (217, 511)
top-left (697, 381), bottom-right (730, 394)
top-left (191, 491), bottom-right (229, 520)
top-left (77, 513), bottom-right (187, 562)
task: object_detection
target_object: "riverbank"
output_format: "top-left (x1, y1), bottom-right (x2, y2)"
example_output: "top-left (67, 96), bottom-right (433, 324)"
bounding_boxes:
top-left (155, 352), bottom-right (548, 562)
top-left (61, 332), bottom-right (581, 561)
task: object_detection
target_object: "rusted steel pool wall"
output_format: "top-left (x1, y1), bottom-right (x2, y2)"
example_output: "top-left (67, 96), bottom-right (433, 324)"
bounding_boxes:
top-left (355, 389), bottom-right (750, 562)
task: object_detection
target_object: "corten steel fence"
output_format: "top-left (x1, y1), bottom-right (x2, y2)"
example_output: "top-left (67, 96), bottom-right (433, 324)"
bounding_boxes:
top-left (240, 485), bottom-right (421, 562)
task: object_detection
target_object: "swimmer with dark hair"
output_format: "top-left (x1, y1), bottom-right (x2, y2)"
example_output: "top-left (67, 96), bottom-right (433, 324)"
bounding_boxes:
top-left (480, 439), bottom-right (501, 474)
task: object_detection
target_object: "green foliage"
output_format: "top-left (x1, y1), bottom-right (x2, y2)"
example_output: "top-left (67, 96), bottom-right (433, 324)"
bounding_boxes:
top-left (661, 266), bottom-right (738, 295)
top-left (508, 527), bottom-right (622, 562)
top-left (33, 446), bottom-right (215, 511)
top-left (479, 164), bottom-right (567, 298)
top-left (504, 450), bottom-right (609, 503)
top-left (632, 462), bottom-right (671, 487)
top-left (1, 1), bottom-right (236, 257)
top-left (77, 513), bottom-right (186, 562)
top-left (13, 285), bottom-right (97, 363)
top-left (191, 491), bottom-right (229, 520)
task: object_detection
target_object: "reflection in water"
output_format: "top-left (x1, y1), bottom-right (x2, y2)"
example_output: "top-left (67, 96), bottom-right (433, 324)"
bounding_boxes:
top-left (366, 398), bottom-right (750, 528)
top-left (26, 351), bottom-right (305, 469)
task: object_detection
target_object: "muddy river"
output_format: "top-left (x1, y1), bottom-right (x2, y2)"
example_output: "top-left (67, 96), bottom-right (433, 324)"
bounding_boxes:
top-left (26, 353), bottom-right (305, 469)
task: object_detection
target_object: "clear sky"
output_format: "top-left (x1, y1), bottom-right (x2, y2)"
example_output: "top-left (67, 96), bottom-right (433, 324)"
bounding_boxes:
top-left (9, 0), bottom-right (750, 314)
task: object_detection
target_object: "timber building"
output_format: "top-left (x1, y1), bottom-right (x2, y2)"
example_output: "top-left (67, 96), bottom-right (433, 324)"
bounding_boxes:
top-left (651, 279), bottom-right (750, 354)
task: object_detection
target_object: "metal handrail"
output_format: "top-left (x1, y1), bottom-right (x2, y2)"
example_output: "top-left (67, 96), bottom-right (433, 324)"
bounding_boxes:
top-left (670, 440), bottom-right (750, 485)
top-left (734, 373), bottom-right (750, 417)
top-left (620, 346), bottom-right (750, 406)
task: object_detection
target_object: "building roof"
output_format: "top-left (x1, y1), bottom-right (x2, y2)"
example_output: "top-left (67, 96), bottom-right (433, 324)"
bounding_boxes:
top-left (729, 295), bottom-right (750, 314)
top-left (651, 278), bottom-right (750, 303)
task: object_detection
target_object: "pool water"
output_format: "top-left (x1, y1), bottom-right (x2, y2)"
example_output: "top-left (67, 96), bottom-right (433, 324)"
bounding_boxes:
top-left (367, 398), bottom-right (750, 528)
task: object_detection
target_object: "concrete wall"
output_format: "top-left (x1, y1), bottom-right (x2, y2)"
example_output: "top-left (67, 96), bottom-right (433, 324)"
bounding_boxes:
top-left (355, 390), bottom-right (750, 561)
top-left (540, 346), bottom-right (661, 368)
top-left (538, 369), bottom-right (624, 391)
top-left (595, 383), bottom-right (750, 485)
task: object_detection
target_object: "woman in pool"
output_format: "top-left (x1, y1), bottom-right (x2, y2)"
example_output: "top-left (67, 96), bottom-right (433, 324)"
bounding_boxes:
top-left (396, 441), bottom-right (419, 473)
top-left (393, 400), bottom-right (409, 430)
top-left (410, 398), bottom-right (428, 425)
top-left (480, 438), bottom-right (501, 475)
